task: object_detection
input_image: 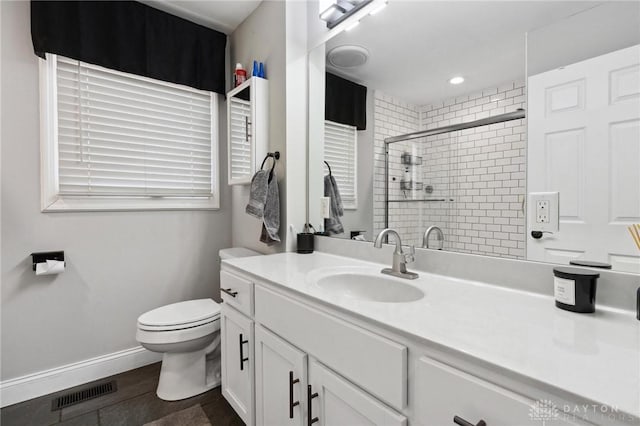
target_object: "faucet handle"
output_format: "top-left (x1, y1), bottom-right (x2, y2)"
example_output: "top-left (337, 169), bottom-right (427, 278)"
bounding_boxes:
top-left (404, 245), bottom-right (415, 263)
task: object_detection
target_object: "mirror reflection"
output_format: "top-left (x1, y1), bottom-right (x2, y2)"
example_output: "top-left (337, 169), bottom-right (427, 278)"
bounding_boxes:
top-left (308, 1), bottom-right (640, 273)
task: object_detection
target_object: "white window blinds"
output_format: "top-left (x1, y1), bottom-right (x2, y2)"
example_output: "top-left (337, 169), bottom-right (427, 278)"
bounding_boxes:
top-left (324, 120), bottom-right (357, 209)
top-left (55, 55), bottom-right (214, 197)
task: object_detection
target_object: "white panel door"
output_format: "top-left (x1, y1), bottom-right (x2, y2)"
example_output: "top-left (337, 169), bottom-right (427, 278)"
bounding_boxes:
top-left (528, 44), bottom-right (640, 272)
top-left (308, 359), bottom-right (407, 426)
top-left (255, 325), bottom-right (308, 426)
top-left (221, 304), bottom-right (255, 425)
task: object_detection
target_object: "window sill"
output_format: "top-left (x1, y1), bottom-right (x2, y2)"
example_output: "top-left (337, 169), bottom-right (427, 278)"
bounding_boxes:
top-left (42, 196), bottom-right (220, 212)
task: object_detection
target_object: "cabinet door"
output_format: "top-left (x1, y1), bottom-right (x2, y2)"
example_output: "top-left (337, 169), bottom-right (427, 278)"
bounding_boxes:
top-left (308, 359), bottom-right (407, 426)
top-left (221, 305), bottom-right (254, 425)
top-left (255, 325), bottom-right (307, 426)
top-left (415, 357), bottom-right (589, 426)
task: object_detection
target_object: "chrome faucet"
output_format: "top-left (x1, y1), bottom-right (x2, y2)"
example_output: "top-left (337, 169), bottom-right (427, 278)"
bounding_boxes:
top-left (422, 226), bottom-right (444, 250)
top-left (373, 229), bottom-right (419, 279)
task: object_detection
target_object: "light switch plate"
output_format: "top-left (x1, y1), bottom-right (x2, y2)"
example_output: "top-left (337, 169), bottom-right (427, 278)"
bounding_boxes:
top-left (321, 197), bottom-right (331, 219)
top-left (528, 192), bottom-right (559, 232)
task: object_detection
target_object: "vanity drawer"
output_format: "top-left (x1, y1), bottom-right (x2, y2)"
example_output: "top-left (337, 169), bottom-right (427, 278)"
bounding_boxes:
top-left (254, 285), bottom-right (407, 410)
top-left (415, 357), bottom-right (588, 426)
top-left (220, 270), bottom-right (254, 317)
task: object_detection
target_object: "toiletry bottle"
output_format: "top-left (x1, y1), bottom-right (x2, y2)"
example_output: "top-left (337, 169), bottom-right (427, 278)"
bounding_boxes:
top-left (258, 62), bottom-right (265, 78)
top-left (252, 60), bottom-right (259, 77)
top-left (234, 63), bottom-right (246, 87)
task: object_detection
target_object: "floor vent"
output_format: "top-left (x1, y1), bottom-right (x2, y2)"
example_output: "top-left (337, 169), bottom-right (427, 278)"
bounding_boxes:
top-left (51, 380), bottom-right (117, 411)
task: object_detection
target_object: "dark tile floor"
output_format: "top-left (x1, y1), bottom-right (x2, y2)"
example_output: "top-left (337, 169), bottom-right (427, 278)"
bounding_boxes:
top-left (0, 363), bottom-right (243, 426)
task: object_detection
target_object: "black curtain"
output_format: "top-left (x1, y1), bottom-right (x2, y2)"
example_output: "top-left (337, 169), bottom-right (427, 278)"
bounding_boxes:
top-left (31, 1), bottom-right (227, 95)
top-left (325, 72), bottom-right (367, 130)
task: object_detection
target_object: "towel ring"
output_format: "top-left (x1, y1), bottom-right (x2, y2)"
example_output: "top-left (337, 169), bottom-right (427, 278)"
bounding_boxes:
top-left (324, 161), bottom-right (332, 176)
top-left (260, 151), bottom-right (280, 170)
top-left (260, 151), bottom-right (280, 183)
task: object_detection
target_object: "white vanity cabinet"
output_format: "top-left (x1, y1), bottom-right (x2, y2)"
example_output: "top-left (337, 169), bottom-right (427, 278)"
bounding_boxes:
top-left (221, 304), bottom-right (254, 425)
top-left (255, 325), bottom-right (307, 426)
top-left (221, 266), bottom-right (623, 426)
top-left (220, 270), bottom-right (257, 425)
top-left (253, 323), bottom-right (407, 426)
top-left (308, 359), bottom-right (407, 426)
top-left (222, 269), bottom-right (408, 426)
top-left (414, 357), bottom-right (587, 426)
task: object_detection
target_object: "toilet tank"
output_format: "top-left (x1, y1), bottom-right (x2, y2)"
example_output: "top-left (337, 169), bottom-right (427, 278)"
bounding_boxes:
top-left (218, 247), bottom-right (262, 262)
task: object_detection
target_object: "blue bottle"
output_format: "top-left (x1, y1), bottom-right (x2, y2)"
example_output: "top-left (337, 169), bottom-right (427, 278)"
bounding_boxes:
top-left (252, 60), bottom-right (259, 77)
top-left (258, 62), bottom-right (265, 78)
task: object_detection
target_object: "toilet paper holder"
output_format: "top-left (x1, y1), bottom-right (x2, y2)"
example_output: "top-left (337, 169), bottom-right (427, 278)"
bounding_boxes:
top-left (31, 251), bottom-right (65, 271)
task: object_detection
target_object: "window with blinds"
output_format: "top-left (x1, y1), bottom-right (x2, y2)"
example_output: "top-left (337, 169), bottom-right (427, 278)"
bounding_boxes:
top-left (53, 54), bottom-right (216, 201)
top-left (324, 120), bottom-right (357, 209)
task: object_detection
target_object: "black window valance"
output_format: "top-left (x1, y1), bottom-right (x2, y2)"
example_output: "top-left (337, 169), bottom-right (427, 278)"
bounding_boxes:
top-left (325, 72), bottom-right (367, 130)
top-left (31, 1), bottom-right (227, 95)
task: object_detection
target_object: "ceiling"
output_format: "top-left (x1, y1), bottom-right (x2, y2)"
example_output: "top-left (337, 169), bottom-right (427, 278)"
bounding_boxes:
top-left (327, 1), bottom-right (605, 105)
top-left (141, 0), bottom-right (262, 34)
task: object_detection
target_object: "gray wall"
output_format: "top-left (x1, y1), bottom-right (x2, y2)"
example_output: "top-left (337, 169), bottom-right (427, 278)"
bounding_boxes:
top-left (229, 1), bottom-right (287, 253)
top-left (0, 2), bottom-right (232, 380)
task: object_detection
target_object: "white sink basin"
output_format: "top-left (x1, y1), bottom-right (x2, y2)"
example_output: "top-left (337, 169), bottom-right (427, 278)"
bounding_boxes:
top-left (307, 266), bottom-right (424, 303)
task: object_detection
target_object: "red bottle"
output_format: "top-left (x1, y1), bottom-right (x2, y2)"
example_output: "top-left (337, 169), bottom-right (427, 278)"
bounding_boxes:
top-left (234, 63), bottom-right (247, 87)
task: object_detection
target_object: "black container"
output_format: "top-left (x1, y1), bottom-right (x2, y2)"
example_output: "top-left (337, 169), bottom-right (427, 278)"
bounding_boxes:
top-left (553, 267), bottom-right (599, 313)
top-left (297, 233), bottom-right (314, 254)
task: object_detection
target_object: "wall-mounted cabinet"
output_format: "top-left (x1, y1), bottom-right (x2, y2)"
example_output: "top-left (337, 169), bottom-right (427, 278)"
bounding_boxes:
top-left (227, 77), bottom-right (269, 185)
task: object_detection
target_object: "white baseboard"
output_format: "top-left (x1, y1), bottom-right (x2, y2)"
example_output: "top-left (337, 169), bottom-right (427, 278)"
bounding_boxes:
top-left (0, 346), bottom-right (162, 408)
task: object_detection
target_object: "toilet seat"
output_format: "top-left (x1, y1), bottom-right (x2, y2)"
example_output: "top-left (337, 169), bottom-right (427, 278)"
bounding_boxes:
top-left (138, 299), bottom-right (220, 332)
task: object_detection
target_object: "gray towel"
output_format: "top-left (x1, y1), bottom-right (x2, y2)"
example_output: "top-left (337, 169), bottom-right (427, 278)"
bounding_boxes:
top-left (260, 171), bottom-right (280, 245)
top-left (245, 170), bottom-right (269, 218)
top-left (324, 174), bottom-right (344, 235)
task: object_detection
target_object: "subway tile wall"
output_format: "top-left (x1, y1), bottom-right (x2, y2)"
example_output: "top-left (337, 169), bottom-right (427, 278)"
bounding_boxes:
top-left (372, 81), bottom-right (527, 258)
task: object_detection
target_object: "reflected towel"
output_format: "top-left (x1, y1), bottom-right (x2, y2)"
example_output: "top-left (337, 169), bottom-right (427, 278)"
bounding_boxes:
top-left (324, 174), bottom-right (344, 235)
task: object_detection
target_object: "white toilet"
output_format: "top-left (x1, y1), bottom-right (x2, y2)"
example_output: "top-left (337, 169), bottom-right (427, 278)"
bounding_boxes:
top-left (136, 247), bottom-right (261, 401)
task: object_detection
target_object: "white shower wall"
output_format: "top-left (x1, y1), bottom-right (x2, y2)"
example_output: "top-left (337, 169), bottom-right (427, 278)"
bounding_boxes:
top-left (372, 81), bottom-right (527, 258)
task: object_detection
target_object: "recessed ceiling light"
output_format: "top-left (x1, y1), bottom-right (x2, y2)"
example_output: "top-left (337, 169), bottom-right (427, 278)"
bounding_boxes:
top-left (449, 76), bottom-right (465, 85)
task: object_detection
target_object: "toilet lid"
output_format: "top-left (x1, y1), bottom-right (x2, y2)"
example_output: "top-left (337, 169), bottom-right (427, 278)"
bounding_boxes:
top-left (138, 299), bottom-right (220, 328)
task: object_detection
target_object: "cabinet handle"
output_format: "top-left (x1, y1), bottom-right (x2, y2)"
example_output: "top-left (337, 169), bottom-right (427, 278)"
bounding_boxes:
top-left (454, 415), bottom-right (486, 426)
top-left (307, 385), bottom-right (319, 426)
top-left (221, 288), bottom-right (238, 297)
top-left (239, 334), bottom-right (249, 371)
top-left (289, 371), bottom-right (300, 419)
top-left (245, 117), bottom-right (252, 141)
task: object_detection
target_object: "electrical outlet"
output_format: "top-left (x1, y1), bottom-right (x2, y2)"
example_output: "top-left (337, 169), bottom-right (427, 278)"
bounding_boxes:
top-left (528, 192), bottom-right (560, 233)
top-left (536, 200), bottom-right (549, 223)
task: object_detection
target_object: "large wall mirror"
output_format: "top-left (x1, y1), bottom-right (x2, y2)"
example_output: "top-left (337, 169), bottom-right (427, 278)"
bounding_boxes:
top-left (307, 1), bottom-right (640, 273)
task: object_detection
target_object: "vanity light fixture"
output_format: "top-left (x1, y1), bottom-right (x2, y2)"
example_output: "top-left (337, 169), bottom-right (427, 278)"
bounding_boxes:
top-left (319, 0), bottom-right (383, 29)
top-left (449, 76), bottom-right (465, 85)
top-left (320, 3), bottom-right (345, 21)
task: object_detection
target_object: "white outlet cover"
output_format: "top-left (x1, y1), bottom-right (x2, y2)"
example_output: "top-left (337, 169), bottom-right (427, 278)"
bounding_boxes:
top-left (528, 192), bottom-right (559, 232)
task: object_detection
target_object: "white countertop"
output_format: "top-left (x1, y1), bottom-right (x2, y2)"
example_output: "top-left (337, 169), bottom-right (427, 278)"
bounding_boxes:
top-left (222, 251), bottom-right (640, 419)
